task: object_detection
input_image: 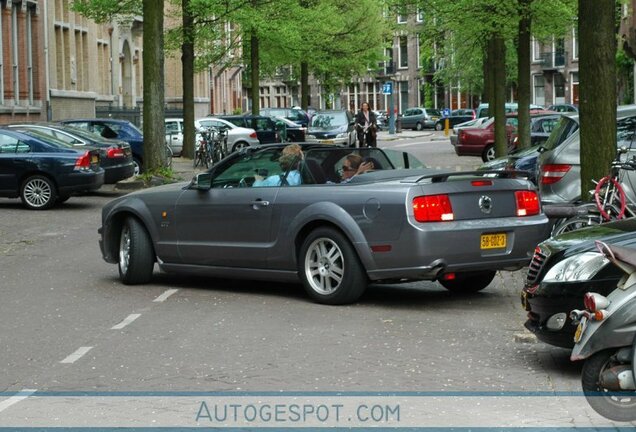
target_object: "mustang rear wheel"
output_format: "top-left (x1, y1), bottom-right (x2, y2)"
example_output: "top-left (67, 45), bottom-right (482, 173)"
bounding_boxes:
top-left (439, 270), bottom-right (496, 294)
top-left (299, 227), bottom-right (367, 305)
top-left (21, 175), bottom-right (57, 210)
top-left (118, 217), bottom-right (155, 284)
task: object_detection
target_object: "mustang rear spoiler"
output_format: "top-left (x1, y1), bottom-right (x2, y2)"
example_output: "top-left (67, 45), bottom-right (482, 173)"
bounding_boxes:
top-left (405, 170), bottom-right (533, 184)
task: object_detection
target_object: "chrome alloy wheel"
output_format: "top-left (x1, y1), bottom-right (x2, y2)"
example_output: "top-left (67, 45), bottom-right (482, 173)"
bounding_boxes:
top-left (23, 178), bottom-right (52, 208)
top-left (119, 224), bottom-right (131, 275)
top-left (304, 237), bottom-right (345, 295)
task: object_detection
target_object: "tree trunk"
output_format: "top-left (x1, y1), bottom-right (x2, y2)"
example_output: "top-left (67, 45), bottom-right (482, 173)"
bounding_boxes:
top-left (516, 0), bottom-right (531, 150)
top-left (181, 0), bottom-right (195, 159)
top-left (482, 46), bottom-right (490, 104)
top-left (250, 30), bottom-right (260, 115)
top-left (142, 0), bottom-right (165, 171)
top-left (301, 61), bottom-right (309, 110)
top-left (492, 34), bottom-right (507, 159)
top-left (579, 0), bottom-right (616, 199)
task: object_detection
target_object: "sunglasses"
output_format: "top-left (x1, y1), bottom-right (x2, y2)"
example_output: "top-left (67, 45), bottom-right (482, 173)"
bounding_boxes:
top-left (341, 165), bottom-right (356, 172)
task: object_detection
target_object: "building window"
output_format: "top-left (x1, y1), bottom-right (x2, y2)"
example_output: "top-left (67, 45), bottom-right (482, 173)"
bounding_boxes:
top-left (0, 4), bottom-right (4, 105)
top-left (12, 4), bottom-right (19, 104)
top-left (571, 72), bottom-right (579, 104)
top-left (399, 36), bottom-right (408, 68)
top-left (533, 75), bottom-right (545, 106)
top-left (397, 3), bottom-right (407, 23)
top-left (572, 27), bottom-right (578, 60)
top-left (531, 37), bottom-right (542, 62)
top-left (554, 73), bottom-right (565, 104)
top-left (416, 8), bottom-right (423, 22)
top-left (416, 33), bottom-right (421, 69)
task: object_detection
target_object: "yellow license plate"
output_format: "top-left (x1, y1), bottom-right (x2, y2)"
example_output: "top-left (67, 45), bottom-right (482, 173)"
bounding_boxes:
top-left (319, 139), bottom-right (335, 145)
top-left (91, 155), bottom-right (99, 164)
top-left (480, 233), bottom-right (507, 249)
top-left (574, 317), bottom-right (587, 343)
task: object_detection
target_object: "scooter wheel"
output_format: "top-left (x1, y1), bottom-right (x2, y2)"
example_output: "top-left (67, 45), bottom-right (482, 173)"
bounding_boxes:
top-left (581, 349), bottom-right (636, 422)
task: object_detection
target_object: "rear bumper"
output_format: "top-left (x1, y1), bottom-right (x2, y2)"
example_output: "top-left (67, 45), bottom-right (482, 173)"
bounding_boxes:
top-left (58, 169), bottom-right (105, 194)
top-left (364, 214), bottom-right (551, 281)
top-left (104, 162), bottom-right (135, 184)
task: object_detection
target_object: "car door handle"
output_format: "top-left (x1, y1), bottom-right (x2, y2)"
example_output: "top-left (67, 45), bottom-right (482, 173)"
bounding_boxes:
top-left (250, 199), bottom-right (270, 207)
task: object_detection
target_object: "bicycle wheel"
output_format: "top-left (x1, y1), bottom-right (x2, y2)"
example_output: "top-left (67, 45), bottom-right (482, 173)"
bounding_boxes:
top-left (594, 175), bottom-right (627, 220)
top-left (193, 150), bottom-right (201, 168)
top-left (165, 145), bottom-right (173, 168)
top-left (552, 215), bottom-right (600, 236)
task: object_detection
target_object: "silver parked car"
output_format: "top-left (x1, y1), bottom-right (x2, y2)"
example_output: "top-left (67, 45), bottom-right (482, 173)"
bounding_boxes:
top-left (99, 145), bottom-right (550, 305)
top-left (164, 118), bottom-right (185, 156)
top-left (400, 107), bottom-right (442, 130)
top-left (537, 105), bottom-right (636, 204)
top-left (195, 117), bottom-right (260, 152)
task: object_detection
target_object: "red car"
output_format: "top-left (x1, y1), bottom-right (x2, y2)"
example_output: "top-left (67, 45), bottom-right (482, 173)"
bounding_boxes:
top-left (454, 110), bottom-right (555, 162)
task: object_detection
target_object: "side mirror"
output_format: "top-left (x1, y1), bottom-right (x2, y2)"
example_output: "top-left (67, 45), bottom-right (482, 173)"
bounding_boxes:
top-left (537, 146), bottom-right (546, 153)
top-left (192, 172), bottom-right (212, 190)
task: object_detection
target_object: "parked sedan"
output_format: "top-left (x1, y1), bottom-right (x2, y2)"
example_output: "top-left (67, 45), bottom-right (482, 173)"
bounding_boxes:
top-left (434, 109), bottom-right (476, 131)
top-left (60, 118), bottom-right (145, 174)
top-left (400, 107), bottom-right (442, 130)
top-left (522, 218), bottom-right (636, 348)
top-left (195, 117), bottom-right (260, 152)
top-left (260, 108), bottom-right (310, 127)
top-left (99, 144), bottom-right (550, 305)
top-left (7, 123), bottom-right (134, 184)
top-left (217, 115), bottom-right (279, 144)
top-left (0, 128), bottom-right (104, 209)
top-left (306, 110), bottom-right (356, 146)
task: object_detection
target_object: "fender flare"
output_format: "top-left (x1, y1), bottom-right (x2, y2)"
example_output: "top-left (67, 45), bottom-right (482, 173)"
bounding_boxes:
top-left (288, 201), bottom-right (376, 272)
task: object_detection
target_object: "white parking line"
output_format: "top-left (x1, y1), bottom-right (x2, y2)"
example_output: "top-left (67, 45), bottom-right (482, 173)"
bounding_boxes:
top-left (0, 389), bottom-right (37, 413)
top-left (111, 313), bottom-right (141, 330)
top-left (60, 347), bottom-right (92, 364)
top-left (153, 289), bottom-right (178, 303)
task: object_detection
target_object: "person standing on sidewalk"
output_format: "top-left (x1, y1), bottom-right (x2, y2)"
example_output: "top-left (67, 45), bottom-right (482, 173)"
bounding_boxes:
top-left (355, 102), bottom-right (377, 147)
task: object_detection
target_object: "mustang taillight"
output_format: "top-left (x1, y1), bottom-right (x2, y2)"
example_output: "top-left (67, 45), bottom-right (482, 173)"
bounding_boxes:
top-left (413, 195), bottom-right (454, 222)
top-left (540, 164), bottom-right (571, 185)
top-left (107, 147), bottom-right (125, 158)
top-left (74, 151), bottom-right (92, 170)
top-left (584, 292), bottom-right (610, 312)
top-left (515, 190), bottom-right (540, 216)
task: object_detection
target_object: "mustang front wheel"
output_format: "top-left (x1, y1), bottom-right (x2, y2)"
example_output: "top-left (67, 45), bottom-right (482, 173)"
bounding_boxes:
top-left (299, 227), bottom-right (367, 305)
top-left (118, 217), bottom-right (155, 284)
top-left (439, 270), bottom-right (496, 294)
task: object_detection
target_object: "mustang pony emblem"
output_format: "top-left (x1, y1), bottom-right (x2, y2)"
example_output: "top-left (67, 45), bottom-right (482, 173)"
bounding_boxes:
top-left (479, 195), bottom-right (493, 214)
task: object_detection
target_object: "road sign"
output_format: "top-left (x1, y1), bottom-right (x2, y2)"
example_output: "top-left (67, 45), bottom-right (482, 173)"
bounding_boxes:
top-left (382, 81), bottom-right (393, 95)
top-left (442, 108), bottom-right (451, 117)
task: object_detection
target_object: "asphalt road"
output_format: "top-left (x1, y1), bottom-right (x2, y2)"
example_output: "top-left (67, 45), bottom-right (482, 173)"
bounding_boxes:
top-left (0, 132), bottom-right (631, 428)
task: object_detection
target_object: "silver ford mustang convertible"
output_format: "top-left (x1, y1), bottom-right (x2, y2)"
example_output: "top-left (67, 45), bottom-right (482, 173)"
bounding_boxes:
top-left (99, 144), bottom-right (551, 304)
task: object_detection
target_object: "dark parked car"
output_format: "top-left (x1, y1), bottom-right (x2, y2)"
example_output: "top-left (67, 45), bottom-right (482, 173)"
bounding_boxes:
top-left (522, 218), bottom-right (636, 348)
top-left (306, 110), bottom-right (356, 146)
top-left (260, 108), bottom-right (310, 127)
top-left (60, 118), bottom-right (145, 175)
top-left (546, 103), bottom-right (578, 113)
top-left (271, 116), bottom-right (306, 142)
top-left (216, 115), bottom-right (279, 144)
top-left (434, 109), bottom-right (476, 131)
top-left (99, 144), bottom-right (550, 305)
top-left (0, 128), bottom-right (104, 209)
top-left (8, 123), bottom-right (134, 184)
top-left (477, 114), bottom-right (562, 184)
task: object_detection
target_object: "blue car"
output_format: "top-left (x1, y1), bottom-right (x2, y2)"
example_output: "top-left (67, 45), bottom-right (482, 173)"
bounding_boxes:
top-left (60, 118), bottom-right (145, 175)
top-left (0, 128), bottom-right (104, 209)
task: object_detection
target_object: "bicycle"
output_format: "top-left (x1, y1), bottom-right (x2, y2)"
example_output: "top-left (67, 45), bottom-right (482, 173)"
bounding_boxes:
top-left (593, 147), bottom-right (636, 221)
top-left (193, 132), bottom-right (212, 169)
